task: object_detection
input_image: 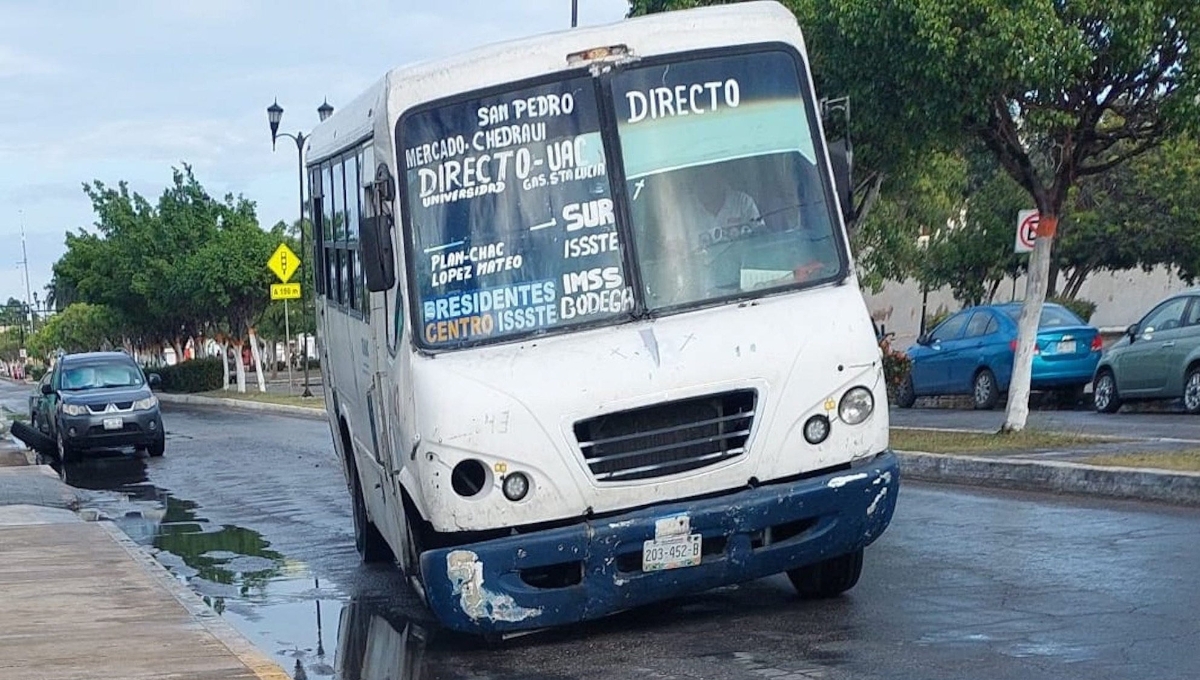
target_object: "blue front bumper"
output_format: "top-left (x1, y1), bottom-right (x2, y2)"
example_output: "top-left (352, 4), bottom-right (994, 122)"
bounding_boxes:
top-left (420, 451), bottom-right (899, 634)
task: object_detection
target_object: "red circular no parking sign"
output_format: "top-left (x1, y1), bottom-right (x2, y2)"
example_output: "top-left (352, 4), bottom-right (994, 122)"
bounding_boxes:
top-left (1016, 210), bottom-right (1039, 252)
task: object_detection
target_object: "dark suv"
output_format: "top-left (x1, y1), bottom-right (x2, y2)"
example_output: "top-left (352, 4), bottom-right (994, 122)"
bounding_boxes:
top-left (33, 352), bottom-right (165, 462)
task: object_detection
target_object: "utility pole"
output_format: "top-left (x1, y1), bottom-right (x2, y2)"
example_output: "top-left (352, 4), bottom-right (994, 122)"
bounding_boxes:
top-left (18, 210), bottom-right (33, 337)
top-left (571, 0), bottom-right (578, 27)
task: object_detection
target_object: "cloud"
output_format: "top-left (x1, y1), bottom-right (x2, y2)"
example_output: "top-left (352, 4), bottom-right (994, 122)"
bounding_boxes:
top-left (0, 44), bottom-right (60, 78)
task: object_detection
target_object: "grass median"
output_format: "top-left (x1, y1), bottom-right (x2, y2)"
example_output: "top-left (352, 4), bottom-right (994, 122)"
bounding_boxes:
top-left (195, 390), bottom-right (323, 410)
top-left (890, 427), bottom-right (1106, 454)
top-left (1078, 451), bottom-right (1200, 473)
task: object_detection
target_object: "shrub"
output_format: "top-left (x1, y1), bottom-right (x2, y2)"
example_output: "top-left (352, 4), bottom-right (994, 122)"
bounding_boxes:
top-left (26, 364), bottom-right (46, 381)
top-left (879, 337), bottom-right (912, 399)
top-left (1050, 296), bottom-right (1097, 323)
top-left (156, 357), bottom-right (224, 393)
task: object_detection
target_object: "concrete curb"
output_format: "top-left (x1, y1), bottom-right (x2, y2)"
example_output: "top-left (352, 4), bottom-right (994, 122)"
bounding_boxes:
top-left (897, 450), bottom-right (1200, 507)
top-left (158, 392), bottom-right (326, 420)
top-left (97, 521), bottom-right (292, 680)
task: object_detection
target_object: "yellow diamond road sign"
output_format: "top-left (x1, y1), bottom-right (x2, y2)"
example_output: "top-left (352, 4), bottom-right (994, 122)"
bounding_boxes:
top-left (271, 283), bottom-right (301, 300)
top-left (268, 243), bottom-right (300, 283)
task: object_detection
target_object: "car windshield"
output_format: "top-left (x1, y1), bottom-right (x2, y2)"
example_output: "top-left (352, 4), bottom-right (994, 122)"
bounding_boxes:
top-left (612, 50), bottom-right (843, 310)
top-left (1000, 305), bottom-right (1083, 328)
top-left (61, 362), bottom-right (144, 390)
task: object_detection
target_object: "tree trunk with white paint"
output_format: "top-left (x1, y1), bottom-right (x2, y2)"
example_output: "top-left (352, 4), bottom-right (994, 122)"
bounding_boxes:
top-left (219, 341), bottom-right (231, 391)
top-left (248, 328), bottom-right (267, 393)
top-left (1003, 218), bottom-right (1056, 433)
top-left (233, 339), bottom-right (247, 393)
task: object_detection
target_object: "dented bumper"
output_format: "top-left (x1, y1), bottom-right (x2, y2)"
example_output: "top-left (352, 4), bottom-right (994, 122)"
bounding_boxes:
top-left (420, 451), bottom-right (899, 634)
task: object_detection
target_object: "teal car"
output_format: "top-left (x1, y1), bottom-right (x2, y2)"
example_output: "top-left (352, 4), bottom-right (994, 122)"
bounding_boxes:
top-left (1093, 290), bottom-right (1200, 414)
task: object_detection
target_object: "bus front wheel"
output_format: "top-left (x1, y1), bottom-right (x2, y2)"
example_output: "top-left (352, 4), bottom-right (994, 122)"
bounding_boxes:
top-left (787, 549), bottom-right (863, 599)
top-left (350, 463), bottom-right (393, 563)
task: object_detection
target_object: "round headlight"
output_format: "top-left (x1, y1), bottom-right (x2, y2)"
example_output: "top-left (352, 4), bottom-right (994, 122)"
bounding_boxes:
top-left (838, 386), bottom-right (875, 425)
top-left (502, 472), bottom-right (530, 502)
top-left (803, 415), bottom-right (831, 445)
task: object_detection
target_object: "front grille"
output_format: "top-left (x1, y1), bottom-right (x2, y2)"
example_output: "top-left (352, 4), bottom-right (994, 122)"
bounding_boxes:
top-left (86, 402), bottom-right (134, 414)
top-left (574, 390), bottom-right (756, 482)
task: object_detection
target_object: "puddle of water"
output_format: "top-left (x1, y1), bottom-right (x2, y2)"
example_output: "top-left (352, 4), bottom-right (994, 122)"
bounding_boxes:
top-left (63, 456), bottom-right (451, 679)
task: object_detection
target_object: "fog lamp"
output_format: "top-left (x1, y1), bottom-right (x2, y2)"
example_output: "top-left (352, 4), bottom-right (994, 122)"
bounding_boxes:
top-left (803, 415), bottom-right (830, 445)
top-left (502, 472), bottom-right (530, 502)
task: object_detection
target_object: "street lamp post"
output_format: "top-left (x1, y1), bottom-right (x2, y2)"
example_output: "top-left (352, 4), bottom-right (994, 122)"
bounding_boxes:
top-left (267, 99), bottom-right (334, 399)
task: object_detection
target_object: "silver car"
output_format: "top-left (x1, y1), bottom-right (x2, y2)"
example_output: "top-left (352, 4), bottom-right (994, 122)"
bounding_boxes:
top-left (1093, 290), bottom-right (1200, 413)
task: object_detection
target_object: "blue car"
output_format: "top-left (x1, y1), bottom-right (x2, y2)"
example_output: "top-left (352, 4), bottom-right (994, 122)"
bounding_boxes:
top-left (895, 303), bottom-right (1102, 409)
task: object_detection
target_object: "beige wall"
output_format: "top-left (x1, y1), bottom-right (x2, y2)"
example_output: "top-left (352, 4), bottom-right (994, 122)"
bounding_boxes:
top-left (865, 266), bottom-right (1192, 347)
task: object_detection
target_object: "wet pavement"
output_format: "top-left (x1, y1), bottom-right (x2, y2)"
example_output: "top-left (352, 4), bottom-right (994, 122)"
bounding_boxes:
top-left (38, 403), bottom-right (1200, 679)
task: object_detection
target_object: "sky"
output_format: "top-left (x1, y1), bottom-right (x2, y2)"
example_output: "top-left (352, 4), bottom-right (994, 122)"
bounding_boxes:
top-left (0, 0), bottom-right (630, 308)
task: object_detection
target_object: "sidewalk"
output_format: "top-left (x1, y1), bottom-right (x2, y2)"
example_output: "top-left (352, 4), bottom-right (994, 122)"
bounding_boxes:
top-left (0, 443), bottom-right (289, 680)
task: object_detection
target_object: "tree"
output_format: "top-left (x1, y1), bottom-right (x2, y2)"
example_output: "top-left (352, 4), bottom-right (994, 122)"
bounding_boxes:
top-left (27, 303), bottom-right (121, 358)
top-left (826, 1), bottom-right (1199, 431)
top-left (635, 0), bottom-right (1200, 430)
top-left (180, 200), bottom-right (279, 392)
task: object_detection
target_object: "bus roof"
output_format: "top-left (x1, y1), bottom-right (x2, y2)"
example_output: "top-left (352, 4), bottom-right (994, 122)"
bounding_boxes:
top-left (306, 1), bottom-right (805, 162)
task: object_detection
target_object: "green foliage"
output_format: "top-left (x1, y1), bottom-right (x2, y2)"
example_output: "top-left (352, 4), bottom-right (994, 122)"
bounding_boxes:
top-left (26, 364), bottom-right (46, 381)
top-left (921, 158), bottom-right (1028, 306)
top-left (879, 337), bottom-right (912, 397)
top-left (1056, 134), bottom-right (1200, 297)
top-left (51, 165), bottom-right (279, 357)
top-left (27, 303), bottom-right (121, 358)
top-left (1050, 297), bottom-right (1097, 324)
top-left (157, 357), bottom-right (224, 393)
top-left (925, 306), bottom-right (952, 332)
top-left (0, 327), bottom-right (23, 363)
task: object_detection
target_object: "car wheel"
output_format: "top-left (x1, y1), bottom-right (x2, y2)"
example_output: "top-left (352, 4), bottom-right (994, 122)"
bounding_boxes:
top-left (1184, 367), bottom-right (1200, 415)
top-left (56, 430), bottom-right (77, 465)
top-left (894, 374), bottom-right (916, 409)
top-left (787, 549), bottom-right (864, 599)
top-left (972, 369), bottom-right (1000, 410)
top-left (147, 436), bottom-right (165, 458)
top-left (1093, 370), bottom-right (1121, 414)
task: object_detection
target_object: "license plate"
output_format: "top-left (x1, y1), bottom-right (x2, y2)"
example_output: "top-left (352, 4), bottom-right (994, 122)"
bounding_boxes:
top-left (102, 417), bottom-right (123, 431)
top-left (642, 534), bottom-right (702, 572)
top-left (1056, 340), bottom-right (1076, 354)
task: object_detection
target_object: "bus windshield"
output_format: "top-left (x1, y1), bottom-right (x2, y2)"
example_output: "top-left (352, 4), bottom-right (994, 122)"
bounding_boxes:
top-left (402, 75), bottom-right (628, 349)
top-left (613, 50), bottom-right (843, 310)
top-left (400, 49), bottom-right (843, 350)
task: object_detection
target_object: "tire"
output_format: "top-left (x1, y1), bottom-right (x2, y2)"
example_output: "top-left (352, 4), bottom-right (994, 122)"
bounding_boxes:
top-left (1093, 369), bottom-right (1121, 414)
top-left (1184, 367), bottom-right (1200, 415)
top-left (349, 460), bottom-right (394, 563)
top-left (147, 436), bottom-right (165, 458)
top-left (787, 549), bottom-right (864, 599)
top-left (403, 512), bottom-right (429, 606)
top-left (56, 429), bottom-right (78, 465)
top-left (972, 369), bottom-right (1000, 410)
top-left (894, 374), bottom-right (917, 409)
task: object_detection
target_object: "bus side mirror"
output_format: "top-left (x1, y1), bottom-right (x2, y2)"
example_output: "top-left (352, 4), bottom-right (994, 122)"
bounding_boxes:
top-left (362, 163), bottom-right (397, 293)
top-left (827, 138), bottom-right (854, 226)
top-left (362, 215), bottom-right (396, 293)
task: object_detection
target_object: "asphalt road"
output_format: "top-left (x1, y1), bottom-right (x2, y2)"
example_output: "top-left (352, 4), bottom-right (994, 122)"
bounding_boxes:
top-left (891, 404), bottom-right (1200, 441)
top-left (46, 404), bottom-right (1200, 679)
top-left (0, 379), bottom-right (30, 417)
